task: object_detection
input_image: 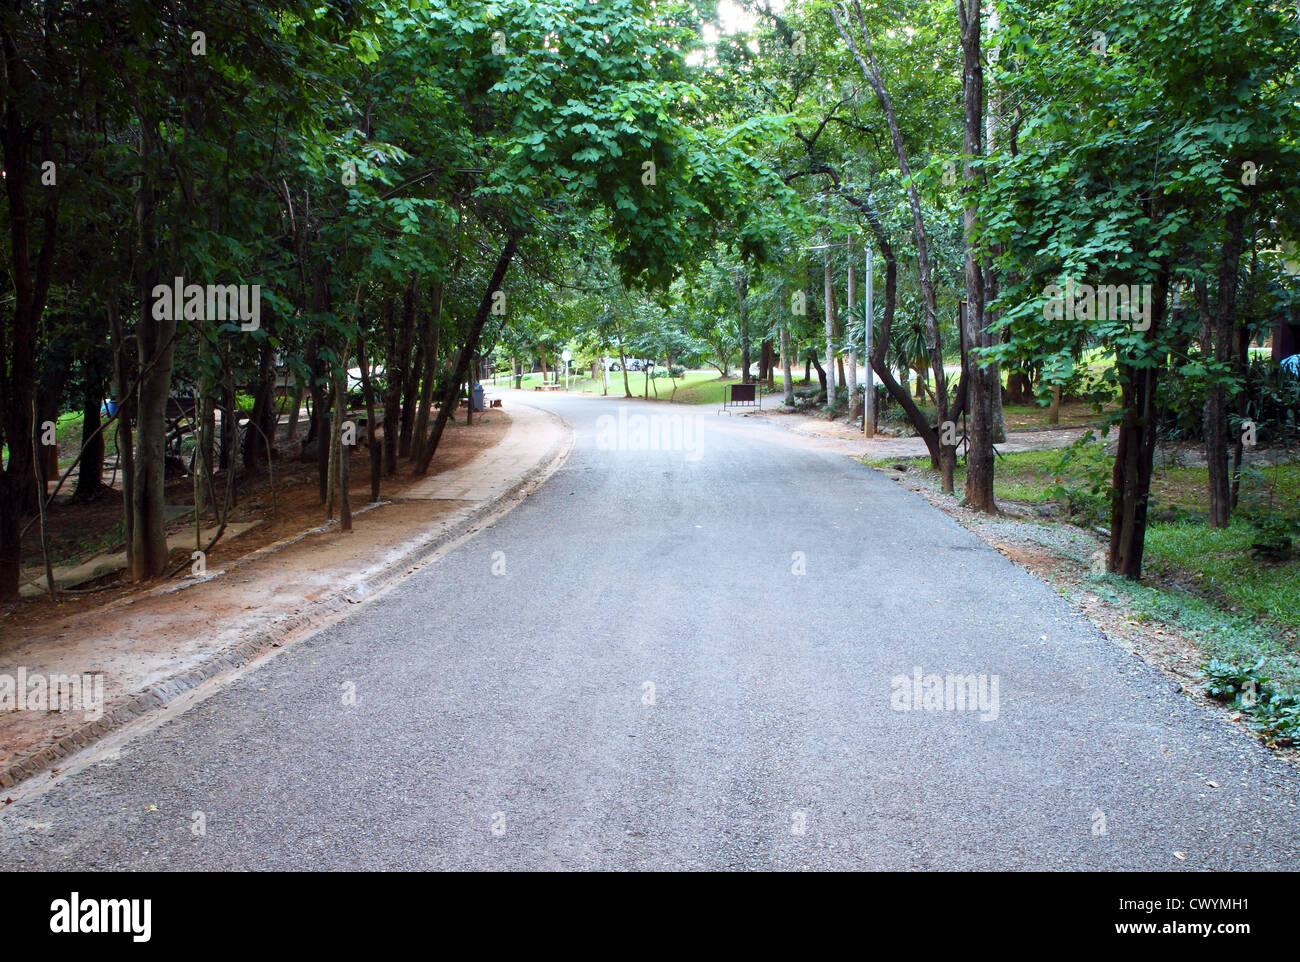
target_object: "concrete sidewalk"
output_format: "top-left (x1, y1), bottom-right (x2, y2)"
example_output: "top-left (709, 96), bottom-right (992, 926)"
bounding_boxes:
top-left (0, 401), bottom-right (571, 790)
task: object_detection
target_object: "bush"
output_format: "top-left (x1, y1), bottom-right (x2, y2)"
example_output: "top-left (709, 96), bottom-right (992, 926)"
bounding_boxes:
top-left (1203, 657), bottom-right (1300, 745)
top-left (1038, 431), bottom-right (1112, 526)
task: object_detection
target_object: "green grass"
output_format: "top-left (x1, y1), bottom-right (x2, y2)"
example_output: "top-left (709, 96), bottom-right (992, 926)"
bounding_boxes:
top-left (865, 447), bottom-right (1076, 505)
top-left (1093, 573), bottom-right (1299, 691)
top-left (2, 409), bottom-right (121, 468)
top-left (1143, 520), bottom-right (1300, 634)
top-left (487, 368), bottom-right (756, 405)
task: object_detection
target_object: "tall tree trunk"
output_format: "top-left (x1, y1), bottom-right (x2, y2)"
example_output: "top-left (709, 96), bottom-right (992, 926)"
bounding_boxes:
top-left (242, 341), bottom-right (275, 472)
top-left (616, 326), bottom-right (632, 399)
top-left (129, 128), bottom-right (176, 582)
top-left (411, 281), bottom-right (442, 459)
top-left (835, 5), bottom-right (951, 485)
top-left (1109, 271), bottom-right (1170, 578)
top-left (780, 328), bottom-right (794, 404)
top-left (735, 269), bottom-right (750, 380)
top-left (285, 374), bottom-right (304, 441)
top-left (984, 0), bottom-right (1006, 447)
top-left (824, 244), bottom-right (837, 408)
top-left (0, 103), bottom-right (56, 597)
top-left (1205, 207), bottom-right (1246, 528)
top-left (109, 297), bottom-right (136, 578)
top-left (381, 296), bottom-right (401, 476)
top-left (414, 233), bottom-right (520, 474)
top-left (74, 380), bottom-right (106, 500)
top-left (959, 0), bottom-right (996, 513)
top-left (357, 331), bottom-right (381, 503)
top-left (397, 274), bottom-right (419, 457)
top-left (837, 6), bottom-right (951, 483)
top-left (847, 236), bottom-right (860, 420)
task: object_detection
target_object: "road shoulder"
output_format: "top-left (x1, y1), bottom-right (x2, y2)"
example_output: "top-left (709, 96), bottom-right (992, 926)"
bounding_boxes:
top-left (0, 401), bottom-right (573, 791)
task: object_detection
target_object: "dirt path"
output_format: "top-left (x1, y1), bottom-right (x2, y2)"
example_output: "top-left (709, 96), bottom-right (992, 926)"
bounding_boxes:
top-left (737, 408), bottom-right (1088, 460)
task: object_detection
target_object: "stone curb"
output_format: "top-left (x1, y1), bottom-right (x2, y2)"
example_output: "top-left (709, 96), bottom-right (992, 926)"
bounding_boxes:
top-left (0, 406), bottom-right (573, 791)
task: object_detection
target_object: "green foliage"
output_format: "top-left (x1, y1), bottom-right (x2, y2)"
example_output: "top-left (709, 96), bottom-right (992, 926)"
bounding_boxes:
top-left (1039, 432), bottom-right (1112, 526)
top-left (1202, 658), bottom-right (1300, 745)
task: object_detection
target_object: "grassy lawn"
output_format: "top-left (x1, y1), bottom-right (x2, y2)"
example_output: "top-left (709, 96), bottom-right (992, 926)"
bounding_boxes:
top-left (488, 368), bottom-right (758, 404)
top-left (1000, 401), bottom-right (1112, 430)
top-left (865, 446), bottom-right (1087, 505)
top-left (880, 399), bottom-right (1108, 433)
top-left (1143, 521), bottom-right (1300, 634)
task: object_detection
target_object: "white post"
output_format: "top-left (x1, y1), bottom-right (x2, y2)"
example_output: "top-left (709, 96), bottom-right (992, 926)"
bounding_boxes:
top-left (864, 245), bottom-right (875, 437)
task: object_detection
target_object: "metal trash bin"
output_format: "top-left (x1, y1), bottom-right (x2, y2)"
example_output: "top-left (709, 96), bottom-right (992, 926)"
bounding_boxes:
top-left (471, 382), bottom-right (485, 412)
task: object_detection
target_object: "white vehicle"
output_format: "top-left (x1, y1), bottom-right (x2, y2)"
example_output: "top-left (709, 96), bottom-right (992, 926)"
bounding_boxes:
top-left (603, 356), bottom-right (655, 373)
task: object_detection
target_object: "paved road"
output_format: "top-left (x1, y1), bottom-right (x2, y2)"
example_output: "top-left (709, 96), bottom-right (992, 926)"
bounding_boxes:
top-left (2, 393), bottom-right (1297, 870)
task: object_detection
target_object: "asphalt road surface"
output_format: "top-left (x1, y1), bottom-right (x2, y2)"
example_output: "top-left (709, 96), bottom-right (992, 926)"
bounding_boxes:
top-left (2, 393), bottom-right (1298, 870)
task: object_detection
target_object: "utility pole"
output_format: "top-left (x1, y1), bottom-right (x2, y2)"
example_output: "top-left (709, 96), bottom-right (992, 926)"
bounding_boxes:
top-left (864, 244), bottom-right (875, 436)
top-left (823, 242), bottom-right (836, 408)
top-left (846, 235), bottom-right (859, 420)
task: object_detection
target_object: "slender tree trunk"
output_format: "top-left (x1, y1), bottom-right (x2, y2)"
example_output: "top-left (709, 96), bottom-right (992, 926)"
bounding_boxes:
top-left (616, 326), bottom-right (632, 399)
top-left (959, 0), bottom-right (995, 513)
top-left (397, 274), bottom-right (419, 457)
top-left (736, 269), bottom-right (750, 380)
top-left (381, 296), bottom-right (402, 476)
top-left (835, 5), bottom-right (951, 485)
top-left (411, 281), bottom-right (442, 457)
top-left (285, 374), bottom-right (304, 441)
top-left (780, 328), bottom-right (794, 404)
top-left (824, 245), bottom-right (837, 408)
top-left (1206, 207), bottom-right (1246, 528)
top-left (75, 381), bottom-right (106, 500)
top-left (242, 341), bottom-right (275, 472)
top-left (357, 331), bottom-right (381, 503)
top-left (811, 352), bottom-right (827, 394)
top-left (847, 236), bottom-right (860, 420)
top-left (984, 0), bottom-right (1006, 446)
top-left (304, 337), bottom-right (330, 503)
top-left (415, 233), bottom-right (520, 474)
top-left (129, 130), bottom-right (176, 582)
top-left (1109, 271), bottom-right (1170, 578)
top-left (855, 191), bottom-right (942, 466)
top-left (0, 106), bottom-right (56, 597)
